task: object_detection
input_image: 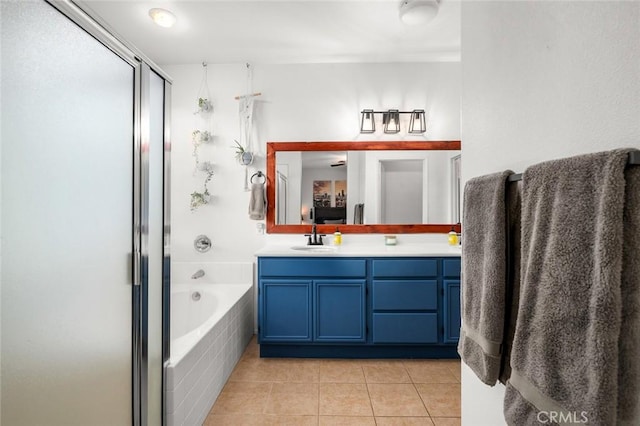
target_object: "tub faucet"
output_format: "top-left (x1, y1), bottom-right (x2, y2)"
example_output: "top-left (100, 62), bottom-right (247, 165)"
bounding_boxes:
top-left (191, 269), bottom-right (205, 279)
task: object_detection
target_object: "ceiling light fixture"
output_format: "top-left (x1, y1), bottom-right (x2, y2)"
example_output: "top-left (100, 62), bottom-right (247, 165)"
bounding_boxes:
top-left (148, 8), bottom-right (177, 28)
top-left (398, 0), bottom-right (440, 26)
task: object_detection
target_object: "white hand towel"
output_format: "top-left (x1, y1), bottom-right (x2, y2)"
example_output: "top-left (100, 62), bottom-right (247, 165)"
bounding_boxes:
top-left (248, 182), bottom-right (266, 220)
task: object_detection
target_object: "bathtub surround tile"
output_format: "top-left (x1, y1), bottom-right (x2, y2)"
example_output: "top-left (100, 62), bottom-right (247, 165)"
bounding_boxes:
top-left (403, 361), bottom-right (460, 384)
top-left (367, 383), bottom-right (428, 416)
top-left (415, 383), bottom-right (461, 417)
top-left (319, 360), bottom-right (365, 383)
top-left (319, 383), bottom-right (373, 416)
top-left (167, 282), bottom-right (254, 426)
top-left (374, 417), bottom-right (435, 425)
top-left (362, 361), bottom-right (412, 384)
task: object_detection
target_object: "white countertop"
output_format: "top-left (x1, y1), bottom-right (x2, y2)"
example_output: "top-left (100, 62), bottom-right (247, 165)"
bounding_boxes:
top-left (254, 243), bottom-right (462, 257)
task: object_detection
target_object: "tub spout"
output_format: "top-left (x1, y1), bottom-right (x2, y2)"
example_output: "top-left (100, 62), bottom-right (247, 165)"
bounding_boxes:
top-left (191, 269), bottom-right (205, 279)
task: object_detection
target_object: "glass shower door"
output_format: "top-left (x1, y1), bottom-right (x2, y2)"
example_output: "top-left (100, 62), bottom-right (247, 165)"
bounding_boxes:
top-left (1, 1), bottom-right (135, 424)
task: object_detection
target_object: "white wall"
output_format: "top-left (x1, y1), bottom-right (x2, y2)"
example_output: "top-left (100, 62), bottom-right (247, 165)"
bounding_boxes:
top-left (164, 62), bottom-right (461, 265)
top-left (460, 1), bottom-right (640, 425)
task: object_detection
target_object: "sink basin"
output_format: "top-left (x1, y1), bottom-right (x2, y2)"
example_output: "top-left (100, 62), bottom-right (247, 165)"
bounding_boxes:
top-left (290, 245), bottom-right (336, 252)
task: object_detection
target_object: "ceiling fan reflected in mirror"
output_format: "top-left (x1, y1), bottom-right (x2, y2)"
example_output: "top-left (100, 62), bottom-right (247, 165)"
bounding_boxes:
top-left (330, 160), bottom-right (346, 167)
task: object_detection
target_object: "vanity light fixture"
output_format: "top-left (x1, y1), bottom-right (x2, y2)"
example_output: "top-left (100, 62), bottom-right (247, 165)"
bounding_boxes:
top-left (409, 109), bottom-right (427, 133)
top-left (148, 8), bottom-right (177, 28)
top-left (383, 109), bottom-right (401, 134)
top-left (359, 109), bottom-right (427, 134)
top-left (360, 109), bottom-right (375, 133)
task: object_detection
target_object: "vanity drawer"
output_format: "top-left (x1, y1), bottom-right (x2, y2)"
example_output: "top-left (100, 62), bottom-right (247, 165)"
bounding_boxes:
top-left (372, 259), bottom-right (438, 278)
top-left (443, 258), bottom-right (461, 278)
top-left (372, 313), bottom-right (438, 343)
top-left (259, 258), bottom-right (366, 278)
top-left (372, 280), bottom-right (437, 311)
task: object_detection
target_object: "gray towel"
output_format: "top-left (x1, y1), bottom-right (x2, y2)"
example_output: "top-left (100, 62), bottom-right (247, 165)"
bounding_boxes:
top-left (504, 149), bottom-right (640, 425)
top-left (457, 170), bottom-right (513, 386)
top-left (248, 182), bottom-right (266, 220)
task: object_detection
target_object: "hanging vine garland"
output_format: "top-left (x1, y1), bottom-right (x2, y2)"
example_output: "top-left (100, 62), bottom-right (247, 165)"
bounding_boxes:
top-left (191, 62), bottom-right (214, 211)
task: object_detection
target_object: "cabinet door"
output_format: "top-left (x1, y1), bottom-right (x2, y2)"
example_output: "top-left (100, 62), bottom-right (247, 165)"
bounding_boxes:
top-left (260, 280), bottom-right (312, 342)
top-left (315, 280), bottom-right (366, 342)
top-left (443, 279), bottom-right (461, 343)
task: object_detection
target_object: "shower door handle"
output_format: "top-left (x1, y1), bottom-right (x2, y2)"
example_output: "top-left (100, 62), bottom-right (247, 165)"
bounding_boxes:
top-left (132, 249), bottom-right (141, 286)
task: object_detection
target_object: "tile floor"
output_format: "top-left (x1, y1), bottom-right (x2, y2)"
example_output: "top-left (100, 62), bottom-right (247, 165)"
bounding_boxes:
top-left (204, 337), bottom-right (461, 426)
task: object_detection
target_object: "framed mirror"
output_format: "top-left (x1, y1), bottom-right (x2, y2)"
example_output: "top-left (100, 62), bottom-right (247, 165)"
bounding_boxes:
top-left (266, 141), bottom-right (462, 234)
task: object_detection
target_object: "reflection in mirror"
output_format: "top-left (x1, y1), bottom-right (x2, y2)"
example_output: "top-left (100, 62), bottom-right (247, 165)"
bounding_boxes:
top-left (267, 141), bottom-right (462, 234)
top-left (275, 150), bottom-right (461, 226)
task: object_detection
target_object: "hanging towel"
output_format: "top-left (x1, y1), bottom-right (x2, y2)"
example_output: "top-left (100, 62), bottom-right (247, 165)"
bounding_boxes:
top-left (248, 182), bottom-right (266, 220)
top-left (457, 170), bottom-right (514, 386)
top-left (504, 149), bottom-right (640, 426)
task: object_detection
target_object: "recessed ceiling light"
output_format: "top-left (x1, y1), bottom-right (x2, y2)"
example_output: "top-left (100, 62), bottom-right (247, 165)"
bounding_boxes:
top-left (399, 0), bottom-right (440, 26)
top-left (148, 8), bottom-right (176, 28)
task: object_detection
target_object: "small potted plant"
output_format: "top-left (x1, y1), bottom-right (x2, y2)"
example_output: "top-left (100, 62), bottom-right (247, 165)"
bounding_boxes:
top-left (192, 130), bottom-right (212, 145)
top-left (190, 170), bottom-right (214, 211)
top-left (197, 97), bottom-right (213, 114)
top-left (232, 139), bottom-right (254, 165)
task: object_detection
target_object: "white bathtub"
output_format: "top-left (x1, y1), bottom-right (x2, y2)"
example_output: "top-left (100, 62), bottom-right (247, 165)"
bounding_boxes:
top-left (166, 263), bottom-right (254, 426)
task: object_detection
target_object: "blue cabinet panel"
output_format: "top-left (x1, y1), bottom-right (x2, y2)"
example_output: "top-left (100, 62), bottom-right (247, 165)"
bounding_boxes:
top-left (261, 280), bottom-right (312, 342)
top-left (443, 259), bottom-right (461, 278)
top-left (372, 313), bottom-right (438, 343)
top-left (443, 279), bottom-right (461, 343)
top-left (315, 280), bottom-right (366, 342)
top-left (259, 258), bottom-right (366, 278)
top-left (372, 259), bottom-right (438, 278)
top-left (372, 280), bottom-right (437, 311)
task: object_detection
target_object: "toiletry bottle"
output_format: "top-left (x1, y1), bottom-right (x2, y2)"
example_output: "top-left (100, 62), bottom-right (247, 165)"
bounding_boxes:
top-left (333, 227), bottom-right (342, 246)
top-left (448, 226), bottom-right (458, 246)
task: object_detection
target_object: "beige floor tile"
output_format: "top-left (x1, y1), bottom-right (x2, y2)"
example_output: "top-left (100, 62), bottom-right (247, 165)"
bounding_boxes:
top-left (362, 361), bottom-right (411, 384)
top-left (228, 359), bottom-right (289, 382)
top-left (203, 413), bottom-right (266, 426)
top-left (265, 382), bottom-right (319, 415)
top-left (210, 391), bottom-right (270, 415)
top-left (375, 417), bottom-right (435, 425)
top-left (320, 360), bottom-right (366, 383)
top-left (319, 383), bottom-right (373, 416)
top-left (415, 383), bottom-right (461, 417)
top-left (204, 414), bottom-right (319, 426)
top-left (367, 383), bottom-right (428, 416)
top-left (319, 416), bottom-right (376, 425)
top-left (403, 361), bottom-right (459, 384)
top-left (445, 363), bottom-right (461, 382)
top-left (263, 415), bottom-right (319, 425)
top-left (281, 359), bottom-right (321, 382)
top-left (431, 417), bottom-right (461, 426)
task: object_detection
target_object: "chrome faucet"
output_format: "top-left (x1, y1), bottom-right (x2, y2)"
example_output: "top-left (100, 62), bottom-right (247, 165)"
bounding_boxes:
top-left (305, 224), bottom-right (326, 246)
top-left (191, 269), bottom-right (205, 279)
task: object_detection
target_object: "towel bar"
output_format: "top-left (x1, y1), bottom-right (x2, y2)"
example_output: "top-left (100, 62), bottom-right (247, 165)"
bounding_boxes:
top-left (508, 150), bottom-right (640, 182)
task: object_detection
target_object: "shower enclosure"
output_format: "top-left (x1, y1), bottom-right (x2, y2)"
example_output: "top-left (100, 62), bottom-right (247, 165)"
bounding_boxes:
top-left (1, 0), bottom-right (170, 424)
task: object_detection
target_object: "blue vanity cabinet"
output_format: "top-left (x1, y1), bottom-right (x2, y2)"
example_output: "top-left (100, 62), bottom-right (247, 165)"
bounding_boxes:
top-left (371, 259), bottom-right (439, 344)
top-left (258, 258), bottom-right (367, 345)
top-left (261, 280), bottom-right (312, 342)
top-left (443, 258), bottom-right (462, 344)
top-left (257, 255), bottom-right (461, 358)
top-left (315, 280), bottom-right (366, 342)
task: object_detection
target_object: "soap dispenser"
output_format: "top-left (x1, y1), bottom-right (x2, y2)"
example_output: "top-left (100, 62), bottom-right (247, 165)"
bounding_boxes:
top-left (448, 226), bottom-right (458, 246)
top-left (333, 227), bottom-right (342, 246)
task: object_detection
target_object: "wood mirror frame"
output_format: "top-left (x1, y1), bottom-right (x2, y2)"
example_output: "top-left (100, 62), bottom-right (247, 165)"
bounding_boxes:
top-left (266, 140), bottom-right (462, 234)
